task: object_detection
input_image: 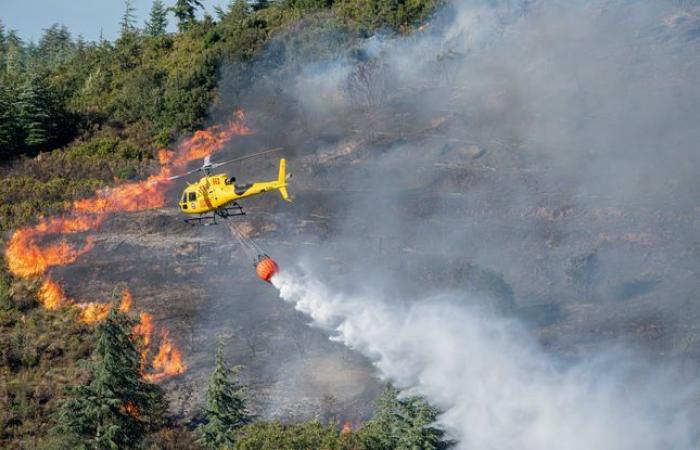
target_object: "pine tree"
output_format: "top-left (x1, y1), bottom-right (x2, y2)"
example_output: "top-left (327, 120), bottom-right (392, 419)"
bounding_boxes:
top-left (56, 307), bottom-right (167, 449)
top-left (0, 85), bottom-right (19, 160)
top-left (363, 385), bottom-right (453, 450)
top-left (16, 76), bottom-right (51, 148)
top-left (146, 0), bottom-right (169, 37)
top-left (4, 30), bottom-right (25, 73)
top-left (120, 0), bottom-right (138, 36)
top-left (197, 339), bottom-right (252, 449)
top-left (0, 20), bottom-right (7, 65)
top-left (171, 0), bottom-right (203, 31)
top-left (76, 34), bottom-right (87, 53)
top-left (37, 24), bottom-right (75, 68)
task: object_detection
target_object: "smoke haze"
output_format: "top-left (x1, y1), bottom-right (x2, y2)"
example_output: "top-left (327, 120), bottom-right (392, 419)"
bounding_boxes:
top-left (10, 0), bottom-right (700, 439)
top-left (233, 0), bottom-right (700, 447)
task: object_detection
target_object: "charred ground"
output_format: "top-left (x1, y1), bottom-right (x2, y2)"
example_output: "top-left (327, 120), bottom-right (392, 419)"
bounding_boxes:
top-left (48, 94), bottom-right (700, 420)
top-left (2, 0), bottom-right (700, 448)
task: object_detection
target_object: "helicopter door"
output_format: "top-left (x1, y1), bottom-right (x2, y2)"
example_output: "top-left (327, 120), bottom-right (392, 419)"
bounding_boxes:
top-left (188, 192), bottom-right (197, 210)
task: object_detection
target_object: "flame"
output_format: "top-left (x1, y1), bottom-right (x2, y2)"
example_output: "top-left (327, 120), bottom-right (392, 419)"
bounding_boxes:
top-left (145, 329), bottom-right (186, 382)
top-left (4, 110), bottom-right (251, 279)
top-left (3, 111), bottom-right (246, 385)
top-left (74, 289), bottom-right (130, 324)
top-left (119, 289), bottom-right (133, 313)
top-left (134, 312), bottom-right (154, 347)
top-left (78, 302), bottom-right (111, 324)
top-left (32, 276), bottom-right (184, 382)
top-left (37, 276), bottom-right (112, 325)
top-left (7, 232), bottom-right (96, 278)
top-left (341, 421), bottom-right (353, 435)
top-left (74, 288), bottom-right (133, 324)
top-left (38, 277), bottom-right (69, 310)
top-left (158, 149), bottom-right (174, 165)
top-left (123, 401), bottom-right (140, 418)
top-left (133, 311), bottom-right (155, 370)
top-left (132, 311), bottom-right (186, 383)
top-left (34, 276), bottom-right (184, 381)
top-left (174, 114), bottom-right (251, 164)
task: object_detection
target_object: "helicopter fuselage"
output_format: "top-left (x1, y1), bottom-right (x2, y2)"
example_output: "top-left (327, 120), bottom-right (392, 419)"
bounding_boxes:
top-left (178, 159), bottom-right (290, 216)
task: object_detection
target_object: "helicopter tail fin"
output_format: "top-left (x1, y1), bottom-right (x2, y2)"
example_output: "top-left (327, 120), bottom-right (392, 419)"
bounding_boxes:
top-left (278, 158), bottom-right (292, 202)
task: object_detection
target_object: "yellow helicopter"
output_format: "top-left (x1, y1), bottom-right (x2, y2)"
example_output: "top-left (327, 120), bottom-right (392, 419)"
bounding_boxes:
top-left (167, 148), bottom-right (292, 225)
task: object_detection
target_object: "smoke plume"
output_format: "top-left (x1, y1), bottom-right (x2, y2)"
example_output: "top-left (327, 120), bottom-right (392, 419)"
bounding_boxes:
top-left (213, 0), bottom-right (700, 438)
top-left (273, 268), bottom-right (696, 449)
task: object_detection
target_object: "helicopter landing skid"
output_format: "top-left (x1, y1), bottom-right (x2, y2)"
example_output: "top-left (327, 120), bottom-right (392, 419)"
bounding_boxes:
top-left (184, 204), bottom-right (245, 226)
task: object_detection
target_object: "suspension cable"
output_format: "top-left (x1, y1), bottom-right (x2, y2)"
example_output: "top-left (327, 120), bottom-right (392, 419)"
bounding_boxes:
top-left (229, 223), bottom-right (266, 261)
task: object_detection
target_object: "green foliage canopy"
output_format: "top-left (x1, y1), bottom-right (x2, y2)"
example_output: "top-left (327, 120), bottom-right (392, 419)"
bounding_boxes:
top-left (197, 340), bottom-right (252, 449)
top-left (56, 308), bottom-right (167, 449)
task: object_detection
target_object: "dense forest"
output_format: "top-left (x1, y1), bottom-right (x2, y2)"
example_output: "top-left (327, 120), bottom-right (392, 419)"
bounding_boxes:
top-left (0, 0), bottom-right (446, 448)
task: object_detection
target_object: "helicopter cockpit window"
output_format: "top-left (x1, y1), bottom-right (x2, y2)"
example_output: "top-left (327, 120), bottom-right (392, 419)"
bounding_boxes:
top-left (188, 192), bottom-right (197, 202)
top-left (181, 193), bottom-right (187, 204)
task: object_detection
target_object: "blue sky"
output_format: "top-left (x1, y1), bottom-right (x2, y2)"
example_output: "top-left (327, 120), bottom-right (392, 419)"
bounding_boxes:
top-left (1, 0), bottom-right (227, 42)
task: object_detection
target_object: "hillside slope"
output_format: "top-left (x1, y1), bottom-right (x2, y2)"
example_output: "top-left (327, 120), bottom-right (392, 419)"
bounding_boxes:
top-left (3, 0), bottom-right (700, 448)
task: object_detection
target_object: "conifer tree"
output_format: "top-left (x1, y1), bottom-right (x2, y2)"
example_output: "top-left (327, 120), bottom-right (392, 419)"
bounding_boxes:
top-left (197, 339), bottom-right (252, 449)
top-left (56, 307), bottom-right (167, 449)
top-left (75, 34), bottom-right (87, 53)
top-left (120, 0), bottom-right (138, 36)
top-left (16, 76), bottom-right (51, 148)
top-left (146, 0), bottom-right (169, 37)
top-left (0, 21), bottom-right (6, 61)
top-left (172, 0), bottom-right (203, 31)
top-left (363, 385), bottom-right (453, 450)
top-left (0, 86), bottom-right (19, 160)
top-left (4, 30), bottom-right (25, 73)
top-left (37, 24), bottom-right (74, 67)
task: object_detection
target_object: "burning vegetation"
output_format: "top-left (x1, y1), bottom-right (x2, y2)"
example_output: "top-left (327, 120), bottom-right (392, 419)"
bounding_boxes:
top-left (0, 0), bottom-right (448, 444)
top-left (3, 111), bottom-right (251, 386)
top-left (33, 275), bottom-right (186, 381)
top-left (145, 330), bottom-right (187, 382)
top-left (133, 312), bottom-right (155, 371)
top-left (38, 277), bottom-right (68, 310)
top-left (4, 110), bottom-right (251, 280)
top-left (3, 0), bottom-right (700, 447)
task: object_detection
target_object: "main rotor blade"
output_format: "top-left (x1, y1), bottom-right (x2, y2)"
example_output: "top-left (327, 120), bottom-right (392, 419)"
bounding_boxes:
top-left (165, 147), bottom-right (284, 180)
top-left (209, 147), bottom-right (284, 169)
top-left (166, 166), bottom-right (201, 180)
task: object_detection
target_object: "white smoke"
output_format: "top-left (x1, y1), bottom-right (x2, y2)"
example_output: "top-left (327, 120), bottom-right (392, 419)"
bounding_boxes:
top-left (232, 0), bottom-right (700, 445)
top-left (272, 269), bottom-right (696, 450)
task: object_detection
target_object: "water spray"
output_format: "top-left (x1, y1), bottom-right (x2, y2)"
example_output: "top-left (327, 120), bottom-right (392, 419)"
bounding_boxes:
top-left (268, 265), bottom-right (697, 450)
